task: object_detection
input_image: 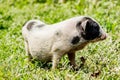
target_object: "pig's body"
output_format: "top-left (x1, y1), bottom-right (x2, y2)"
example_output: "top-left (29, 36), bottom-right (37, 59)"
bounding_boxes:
top-left (22, 16), bottom-right (107, 69)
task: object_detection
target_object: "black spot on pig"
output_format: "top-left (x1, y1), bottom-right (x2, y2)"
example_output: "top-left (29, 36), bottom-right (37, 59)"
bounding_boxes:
top-left (71, 36), bottom-right (80, 45)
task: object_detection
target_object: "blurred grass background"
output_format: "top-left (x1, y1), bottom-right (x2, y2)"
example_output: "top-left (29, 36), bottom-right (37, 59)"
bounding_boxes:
top-left (0, 0), bottom-right (120, 80)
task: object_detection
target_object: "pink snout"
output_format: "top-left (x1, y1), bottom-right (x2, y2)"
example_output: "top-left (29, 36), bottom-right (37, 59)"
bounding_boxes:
top-left (100, 33), bottom-right (107, 40)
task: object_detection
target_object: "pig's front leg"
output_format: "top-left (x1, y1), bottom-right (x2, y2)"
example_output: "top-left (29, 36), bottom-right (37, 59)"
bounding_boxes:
top-left (52, 53), bottom-right (62, 69)
top-left (67, 52), bottom-right (78, 69)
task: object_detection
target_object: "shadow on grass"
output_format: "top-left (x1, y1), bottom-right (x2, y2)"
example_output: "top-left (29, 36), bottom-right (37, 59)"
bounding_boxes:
top-left (30, 59), bottom-right (52, 70)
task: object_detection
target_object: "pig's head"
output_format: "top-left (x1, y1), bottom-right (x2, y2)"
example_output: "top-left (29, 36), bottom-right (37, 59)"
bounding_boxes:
top-left (76, 17), bottom-right (107, 42)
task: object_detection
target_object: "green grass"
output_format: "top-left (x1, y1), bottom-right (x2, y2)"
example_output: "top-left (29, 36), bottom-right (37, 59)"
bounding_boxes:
top-left (0, 0), bottom-right (120, 80)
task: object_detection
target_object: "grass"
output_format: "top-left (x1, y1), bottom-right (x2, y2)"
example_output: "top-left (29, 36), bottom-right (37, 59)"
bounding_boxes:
top-left (0, 0), bottom-right (120, 80)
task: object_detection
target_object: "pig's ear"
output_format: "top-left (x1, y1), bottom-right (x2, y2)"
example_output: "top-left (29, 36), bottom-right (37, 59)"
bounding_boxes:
top-left (76, 21), bottom-right (85, 32)
top-left (76, 21), bottom-right (86, 37)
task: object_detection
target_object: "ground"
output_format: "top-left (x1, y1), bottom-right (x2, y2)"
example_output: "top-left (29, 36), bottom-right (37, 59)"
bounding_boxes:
top-left (0, 0), bottom-right (120, 80)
